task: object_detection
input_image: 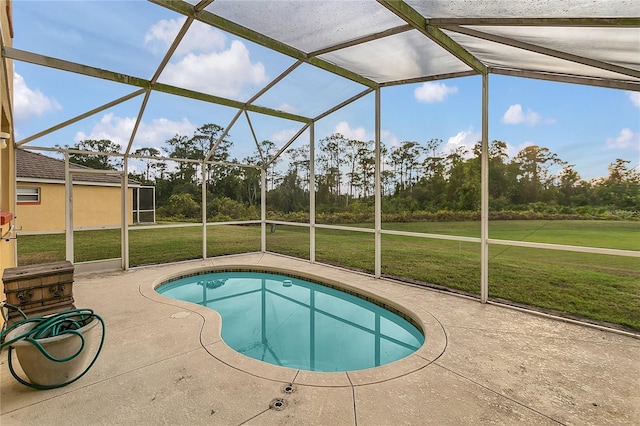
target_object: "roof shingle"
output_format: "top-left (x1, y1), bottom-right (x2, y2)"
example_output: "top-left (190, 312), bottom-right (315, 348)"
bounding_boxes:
top-left (16, 149), bottom-right (140, 186)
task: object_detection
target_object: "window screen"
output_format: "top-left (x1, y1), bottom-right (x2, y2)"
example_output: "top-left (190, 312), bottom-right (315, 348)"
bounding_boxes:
top-left (17, 186), bottom-right (40, 203)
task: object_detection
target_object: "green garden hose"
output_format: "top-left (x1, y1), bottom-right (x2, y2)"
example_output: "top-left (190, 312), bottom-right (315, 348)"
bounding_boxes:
top-left (0, 304), bottom-right (105, 390)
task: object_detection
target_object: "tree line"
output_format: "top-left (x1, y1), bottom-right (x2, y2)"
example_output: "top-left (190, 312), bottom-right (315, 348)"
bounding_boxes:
top-left (60, 122), bottom-right (639, 221)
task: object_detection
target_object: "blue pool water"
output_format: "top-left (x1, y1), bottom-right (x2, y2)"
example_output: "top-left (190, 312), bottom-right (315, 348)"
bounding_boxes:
top-left (157, 271), bottom-right (424, 372)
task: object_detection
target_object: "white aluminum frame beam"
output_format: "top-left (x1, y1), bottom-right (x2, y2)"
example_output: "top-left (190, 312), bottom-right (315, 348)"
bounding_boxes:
top-left (426, 17), bottom-right (640, 27)
top-left (307, 24), bottom-right (413, 57)
top-left (246, 60), bottom-right (304, 106)
top-left (376, 0), bottom-right (487, 75)
top-left (16, 89), bottom-right (146, 147)
top-left (202, 162), bottom-right (207, 259)
top-left (122, 157), bottom-right (129, 270)
top-left (267, 123), bottom-right (311, 167)
top-left (313, 88), bottom-right (375, 122)
top-left (261, 168), bottom-right (266, 252)
top-left (444, 25), bottom-right (640, 80)
top-left (150, 0), bottom-right (379, 89)
top-left (490, 67), bottom-right (640, 92)
top-left (481, 74), bottom-right (489, 303)
top-left (65, 152), bottom-right (73, 262)
top-left (3, 47), bottom-right (310, 124)
top-left (374, 88), bottom-right (382, 278)
top-left (380, 70), bottom-right (479, 87)
top-left (63, 153), bottom-right (127, 266)
top-left (244, 111), bottom-right (263, 162)
top-left (124, 4), bottom-right (198, 156)
top-left (309, 122), bottom-right (316, 263)
top-left (205, 109), bottom-right (243, 163)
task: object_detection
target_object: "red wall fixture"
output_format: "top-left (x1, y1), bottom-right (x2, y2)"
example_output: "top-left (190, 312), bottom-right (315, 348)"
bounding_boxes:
top-left (0, 210), bottom-right (13, 225)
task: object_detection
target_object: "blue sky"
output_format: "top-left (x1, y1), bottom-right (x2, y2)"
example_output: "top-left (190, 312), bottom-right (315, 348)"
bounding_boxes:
top-left (11, 1), bottom-right (640, 180)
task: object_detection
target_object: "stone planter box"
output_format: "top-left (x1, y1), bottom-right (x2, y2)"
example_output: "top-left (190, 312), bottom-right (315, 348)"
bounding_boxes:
top-left (2, 261), bottom-right (75, 323)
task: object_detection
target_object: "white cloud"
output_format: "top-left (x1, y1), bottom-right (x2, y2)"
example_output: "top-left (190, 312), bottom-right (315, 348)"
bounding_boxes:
top-left (277, 103), bottom-right (296, 113)
top-left (13, 72), bottom-right (62, 123)
top-left (178, 21), bottom-right (228, 55)
top-left (414, 82), bottom-right (458, 103)
top-left (628, 91), bottom-right (640, 107)
top-left (444, 127), bottom-right (480, 156)
top-left (145, 18), bottom-right (225, 56)
top-left (271, 128), bottom-right (299, 143)
top-left (136, 117), bottom-right (197, 149)
top-left (606, 128), bottom-right (640, 150)
top-left (335, 121), bottom-right (367, 141)
top-left (501, 104), bottom-right (546, 125)
top-left (381, 130), bottom-right (399, 149)
top-left (159, 40), bottom-right (267, 99)
top-left (145, 17), bottom-right (267, 99)
top-left (506, 141), bottom-right (534, 158)
top-left (75, 113), bottom-right (196, 151)
top-left (144, 18), bottom-right (182, 54)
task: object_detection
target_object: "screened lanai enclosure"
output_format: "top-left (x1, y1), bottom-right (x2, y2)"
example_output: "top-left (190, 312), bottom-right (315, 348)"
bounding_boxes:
top-left (4, 1), bottom-right (639, 332)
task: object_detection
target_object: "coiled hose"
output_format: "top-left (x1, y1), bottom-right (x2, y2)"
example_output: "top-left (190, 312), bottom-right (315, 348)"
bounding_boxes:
top-left (0, 303), bottom-right (105, 390)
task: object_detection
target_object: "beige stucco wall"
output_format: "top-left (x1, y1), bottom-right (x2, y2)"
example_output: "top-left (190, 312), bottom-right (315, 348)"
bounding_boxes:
top-left (0, 0), bottom-right (14, 325)
top-left (17, 182), bottom-right (135, 232)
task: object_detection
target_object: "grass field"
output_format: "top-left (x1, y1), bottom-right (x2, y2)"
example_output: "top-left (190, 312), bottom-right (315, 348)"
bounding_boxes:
top-left (16, 220), bottom-right (640, 331)
top-left (16, 225), bottom-right (262, 266)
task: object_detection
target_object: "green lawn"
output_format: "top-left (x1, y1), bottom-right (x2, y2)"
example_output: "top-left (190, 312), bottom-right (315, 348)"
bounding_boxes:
top-left (16, 220), bottom-right (640, 331)
top-left (382, 219), bottom-right (640, 251)
top-left (17, 225), bottom-right (262, 266)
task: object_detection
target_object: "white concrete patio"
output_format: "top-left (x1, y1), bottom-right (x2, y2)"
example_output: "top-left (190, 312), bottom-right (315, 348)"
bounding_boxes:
top-left (1, 253), bottom-right (638, 425)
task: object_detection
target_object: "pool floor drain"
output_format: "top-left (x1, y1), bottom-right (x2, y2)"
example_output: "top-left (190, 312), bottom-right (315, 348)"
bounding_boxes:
top-left (283, 383), bottom-right (295, 394)
top-left (270, 398), bottom-right (286, 411)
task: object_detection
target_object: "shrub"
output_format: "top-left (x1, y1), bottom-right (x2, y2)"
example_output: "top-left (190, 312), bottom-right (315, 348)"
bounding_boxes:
top-left (158, 193), bottom-right (201, 219)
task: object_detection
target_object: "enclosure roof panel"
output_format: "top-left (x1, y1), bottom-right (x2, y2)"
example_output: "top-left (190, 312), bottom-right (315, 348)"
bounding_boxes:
top-left (454, 26), bottom-right (640, 73)
top-left (7, 0), bottom-right (640, 152)
top-left (318, 29), bottom-right (473, 84)
top-left (445, 29), bottom-right (640, 84)
top-left (197, 0), bottom-right (407, 54)
top-left (175, 0), bottom-right (640, 90)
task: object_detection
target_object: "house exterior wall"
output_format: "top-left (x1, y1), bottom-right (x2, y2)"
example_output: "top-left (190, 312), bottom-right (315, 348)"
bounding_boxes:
top-left (0, 0), bottom-right (15, 326)
top-left (17, 182), bottom-right (135, 232)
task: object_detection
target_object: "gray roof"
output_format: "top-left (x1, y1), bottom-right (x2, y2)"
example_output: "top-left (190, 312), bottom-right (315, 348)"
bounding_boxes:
top-left (16, 149), bottom-right (139, 186)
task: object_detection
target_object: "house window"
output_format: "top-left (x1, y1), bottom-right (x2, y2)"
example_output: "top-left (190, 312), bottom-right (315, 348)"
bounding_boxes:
top-left (17, 186), bottom-right (40, 204)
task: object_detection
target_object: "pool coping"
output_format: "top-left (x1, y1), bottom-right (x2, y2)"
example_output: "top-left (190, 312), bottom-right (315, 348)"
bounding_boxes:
top-left (141, 264), bottom-right (447, 388)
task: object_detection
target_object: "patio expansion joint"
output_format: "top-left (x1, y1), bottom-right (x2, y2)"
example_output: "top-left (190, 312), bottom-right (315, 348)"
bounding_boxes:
top-left (236, 407), bottom-right (271, 425)
top-left (253, 252), bottom-right (267, 265)
top-left (345, 371), bottom-right (359, 426)
top-left (199, 341), bottom-right (296, 386)
top-left (432, 362), bottom-right (566, 425)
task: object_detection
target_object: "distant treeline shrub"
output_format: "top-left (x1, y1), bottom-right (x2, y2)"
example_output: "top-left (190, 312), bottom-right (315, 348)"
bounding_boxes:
top-left (158, 194), bottom-right (638, 224)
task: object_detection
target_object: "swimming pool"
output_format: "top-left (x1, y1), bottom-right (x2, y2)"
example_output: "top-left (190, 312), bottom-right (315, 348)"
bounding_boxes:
top-left (157, 271), bottom-right (424, 372)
